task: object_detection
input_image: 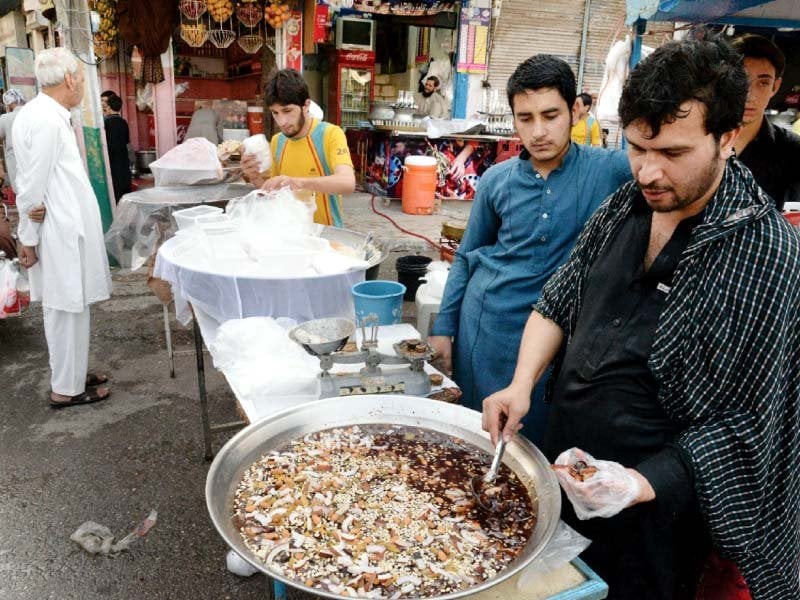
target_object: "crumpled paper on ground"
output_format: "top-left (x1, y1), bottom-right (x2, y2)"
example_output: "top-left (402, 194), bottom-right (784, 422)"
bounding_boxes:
top-left (70, 510), bottom-right (158, 557)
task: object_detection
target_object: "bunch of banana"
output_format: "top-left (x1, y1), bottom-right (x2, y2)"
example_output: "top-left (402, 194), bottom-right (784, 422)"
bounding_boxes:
top-left (265, 1), bottom-right (290, 28)
top-left (208, 0), bottom-right (234, 22)
top-left (181, 21), bottom-right (209, 47)
top-left (93, 0), bottom-right (118, 58)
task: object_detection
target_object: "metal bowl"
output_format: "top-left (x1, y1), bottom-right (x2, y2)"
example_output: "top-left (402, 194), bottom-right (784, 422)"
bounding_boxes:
top-left (288, 317), bottom-right (355, 356)
top-left (206, 395), bottom-right (561, 600)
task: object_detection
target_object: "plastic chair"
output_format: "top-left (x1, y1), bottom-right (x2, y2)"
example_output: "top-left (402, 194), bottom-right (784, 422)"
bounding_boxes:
top-left (415, 283), bottom-right (441, 340)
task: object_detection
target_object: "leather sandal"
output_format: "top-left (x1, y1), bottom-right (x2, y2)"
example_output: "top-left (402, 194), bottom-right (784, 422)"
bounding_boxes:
top-left (49, 390), bottom-right (111, 409)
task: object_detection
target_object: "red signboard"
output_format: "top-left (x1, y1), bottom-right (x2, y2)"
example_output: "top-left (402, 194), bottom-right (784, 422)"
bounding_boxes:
top-left (313, 3), bottom-right (328, 44)
top-left (285, 9), bottom-right (303, 72)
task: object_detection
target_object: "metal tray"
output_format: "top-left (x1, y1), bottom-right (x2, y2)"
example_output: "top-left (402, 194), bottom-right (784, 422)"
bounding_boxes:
top-left (206, 395), bottom-right (560, 600)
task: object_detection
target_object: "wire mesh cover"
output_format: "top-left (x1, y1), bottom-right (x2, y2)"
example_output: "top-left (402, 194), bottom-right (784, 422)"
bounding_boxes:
top-left (236, 4), bottom-right (262, 28)
top-left (179, 0), bottom-right (207, 20)
top-left (180, 26), bottom-right (210, 47)
top-left (238, 34), bottom-right (263, 54)
top-left (209, 29), bottom-right (236, 48)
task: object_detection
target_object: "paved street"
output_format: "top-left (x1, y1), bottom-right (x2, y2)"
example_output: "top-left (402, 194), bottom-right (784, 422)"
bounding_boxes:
top-left (0, 194), bottom-right (470, 599)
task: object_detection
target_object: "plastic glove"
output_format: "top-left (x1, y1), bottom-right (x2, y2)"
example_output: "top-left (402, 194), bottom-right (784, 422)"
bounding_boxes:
top-left (553, 447), bottom-right (641, 520)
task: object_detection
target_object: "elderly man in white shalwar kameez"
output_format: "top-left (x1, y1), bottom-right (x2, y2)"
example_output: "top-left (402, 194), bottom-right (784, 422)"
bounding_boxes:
top-left (14, 47), bottom-right (112, 408)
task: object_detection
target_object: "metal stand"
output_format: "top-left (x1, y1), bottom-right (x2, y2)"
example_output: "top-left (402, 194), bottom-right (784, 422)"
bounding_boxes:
top-left (164, 305), bottom-right (175, 377)
top-left (191, 312), bottom-right (246, 461)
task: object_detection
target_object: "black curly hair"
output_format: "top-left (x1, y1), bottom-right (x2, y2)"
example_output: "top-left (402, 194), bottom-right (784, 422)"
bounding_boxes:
top-left (507, 55), bottom-right (576, 113)
top-left (265, 69), bottom-right (310, 108)
top-left (619, 37), bottom-right (748, 141)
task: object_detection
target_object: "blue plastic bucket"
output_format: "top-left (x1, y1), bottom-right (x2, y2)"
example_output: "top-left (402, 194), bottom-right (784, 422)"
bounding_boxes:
top-left (352, 280), bottom-right (406, 326)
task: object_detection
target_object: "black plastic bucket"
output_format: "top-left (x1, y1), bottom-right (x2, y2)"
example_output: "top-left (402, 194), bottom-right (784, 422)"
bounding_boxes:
top-left (396, 255), bottom-right (433, 301)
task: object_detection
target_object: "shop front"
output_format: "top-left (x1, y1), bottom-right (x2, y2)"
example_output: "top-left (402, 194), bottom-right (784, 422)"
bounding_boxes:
top-left (89, 0), bottom-right (506, 200)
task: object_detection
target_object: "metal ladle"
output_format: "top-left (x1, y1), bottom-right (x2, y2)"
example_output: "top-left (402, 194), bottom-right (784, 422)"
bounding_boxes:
top-left (471, 438), bottom-right (508, 512)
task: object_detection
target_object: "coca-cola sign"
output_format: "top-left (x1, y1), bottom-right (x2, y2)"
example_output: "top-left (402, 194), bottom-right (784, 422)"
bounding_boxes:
top-left (341, 50), bottom-right (374, 63)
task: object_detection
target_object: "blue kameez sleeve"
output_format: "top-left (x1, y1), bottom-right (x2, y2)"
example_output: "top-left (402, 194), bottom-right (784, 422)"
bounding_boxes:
top-left (430, 168), bottom-right (503, 337)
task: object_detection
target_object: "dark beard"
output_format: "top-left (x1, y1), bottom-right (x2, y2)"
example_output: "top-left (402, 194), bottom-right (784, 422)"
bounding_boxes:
top-left (639, 144), bottom-right (722, 213)
top-left (421, 90), bottom-right (434, 98)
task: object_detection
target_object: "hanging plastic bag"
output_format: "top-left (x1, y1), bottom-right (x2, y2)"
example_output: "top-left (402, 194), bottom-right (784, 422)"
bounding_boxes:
top-left (516, 520), bottom-right (592, 591)
top-left (1, 258), bottom-right (18, 316)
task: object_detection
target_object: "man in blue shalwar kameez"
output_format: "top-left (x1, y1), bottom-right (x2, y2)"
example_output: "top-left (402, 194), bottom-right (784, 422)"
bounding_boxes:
top-left (429, 56), bottom-right (631, 444)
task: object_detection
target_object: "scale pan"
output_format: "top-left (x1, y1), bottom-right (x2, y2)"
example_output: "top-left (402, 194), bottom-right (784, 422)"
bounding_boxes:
top-left (289, 318), bottom-right (356, 356)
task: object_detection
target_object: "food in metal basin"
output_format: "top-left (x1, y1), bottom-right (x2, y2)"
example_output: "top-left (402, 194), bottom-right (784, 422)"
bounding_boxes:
top-left (233, 424), bottom-right (535, 598)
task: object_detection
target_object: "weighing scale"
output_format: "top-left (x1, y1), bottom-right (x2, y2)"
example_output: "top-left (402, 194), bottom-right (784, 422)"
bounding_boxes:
top-left (289, 316), bottom-right (433, 398)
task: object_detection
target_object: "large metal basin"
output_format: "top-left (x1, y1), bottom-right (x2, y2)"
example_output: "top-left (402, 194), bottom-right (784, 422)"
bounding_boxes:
top-left (206, 395), bottom-right (561, 599)
top-left (321, 226), bottom-right (386, 280)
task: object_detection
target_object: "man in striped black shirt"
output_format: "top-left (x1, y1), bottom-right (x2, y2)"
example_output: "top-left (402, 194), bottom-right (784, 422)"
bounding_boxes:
top-left (483, 37), bottom-right (800, 599)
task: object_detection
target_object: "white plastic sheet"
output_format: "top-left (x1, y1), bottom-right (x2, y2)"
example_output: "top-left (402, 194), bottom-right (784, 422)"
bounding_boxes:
top-left (209, 317), bottom-right (321, 399)
top-left (149, 138), bottom-right (223, 187)
top-left (104, 183), bottom-right (254, 271)
top-left (153, 190), bottom-right (370, 325)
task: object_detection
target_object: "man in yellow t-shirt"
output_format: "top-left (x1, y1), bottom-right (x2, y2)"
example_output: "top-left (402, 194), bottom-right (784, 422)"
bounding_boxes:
top-left (570, 92), bottom-right (601, 147)
top-left (241, 69), bottom-right (355, 227)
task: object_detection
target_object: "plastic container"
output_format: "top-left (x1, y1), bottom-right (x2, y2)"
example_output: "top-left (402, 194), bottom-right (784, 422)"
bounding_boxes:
top-left (247, 106), bottom-right (264, 134)
top-left (222, 128), bottom-right (250, 142)
top-left (352, 280), bottom-right (406, 326)
top-left (173, 205), bottom-right (224, 230)
top-left (402, 155), bottom-right (437, 215)
top-left (396, 255), bottom-right (432, 301)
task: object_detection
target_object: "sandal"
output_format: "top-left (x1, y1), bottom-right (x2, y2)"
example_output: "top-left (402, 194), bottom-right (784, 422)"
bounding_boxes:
top-left (49, 390), bottom-right (111, 409)
top-left (85, 373), bottom-right (109, 387)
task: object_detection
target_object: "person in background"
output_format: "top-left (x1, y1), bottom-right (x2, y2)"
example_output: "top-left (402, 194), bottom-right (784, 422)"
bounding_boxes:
top-left (732, 34), bottom-right (800, 210)
top-left (103, 94), bottom-right (132, 202)
top-left (184, 100), bottom-right (222, 145)
top-left (570, 92), bottom-right (601, 146)
top-left (240, 69), bottom-right (355, 227)
top-left (483, 37), bottom-right (800, 599)
top-left (601, 127), bottom-right (609, 148)
top-left (100, 89), bottom-right (115, 116)
top-left (14, 48), bottom-right (112, 408)
top-left (0, 89), bottom-right (27, 192)
top-left (427, 55), bottom-right (631, 445)
top-left (414, 76), bottom-right (448, 119)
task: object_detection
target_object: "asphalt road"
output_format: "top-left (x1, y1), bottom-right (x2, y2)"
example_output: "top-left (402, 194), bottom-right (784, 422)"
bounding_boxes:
top-left (0, 246), bottom-right (441, 600)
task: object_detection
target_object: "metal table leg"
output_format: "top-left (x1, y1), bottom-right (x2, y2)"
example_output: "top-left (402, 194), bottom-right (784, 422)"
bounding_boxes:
top-left (193, 315), bottom-right (214, 461)
top-left (191, 309), bottom-right (247, 461)
top-left (164, 304), bottom-right (175, 378)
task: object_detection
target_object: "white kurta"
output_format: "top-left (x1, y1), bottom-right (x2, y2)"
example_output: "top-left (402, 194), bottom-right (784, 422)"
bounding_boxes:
top-left (13, 93), bottom-right (111, 312)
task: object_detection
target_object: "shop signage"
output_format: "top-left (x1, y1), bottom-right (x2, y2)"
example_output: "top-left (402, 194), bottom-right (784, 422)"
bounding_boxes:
top-left (285, 9), bottom-right (303, 71)
top-left (457, 6), bottom-right (491, 74)
top-left (5, 46), bottom-right (36, 100)
top-left (340, 50), bottom-right (374, 63)
top-left (313, 3), bottom-right (328, 44)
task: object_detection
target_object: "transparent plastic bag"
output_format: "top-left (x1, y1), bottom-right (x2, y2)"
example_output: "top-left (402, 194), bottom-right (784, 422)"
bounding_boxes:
top-left (241, 134), bottom-right (272, 173)
top-left (517, 520), bottom-right (591, 591)
top-left (553, 447), bottom-right (642, 520)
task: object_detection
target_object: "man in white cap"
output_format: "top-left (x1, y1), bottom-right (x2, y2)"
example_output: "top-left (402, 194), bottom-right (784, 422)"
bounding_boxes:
top-left (0, 88), bottom-right (26, 191)
top-left (14, 47), bottom-right (112, 408)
